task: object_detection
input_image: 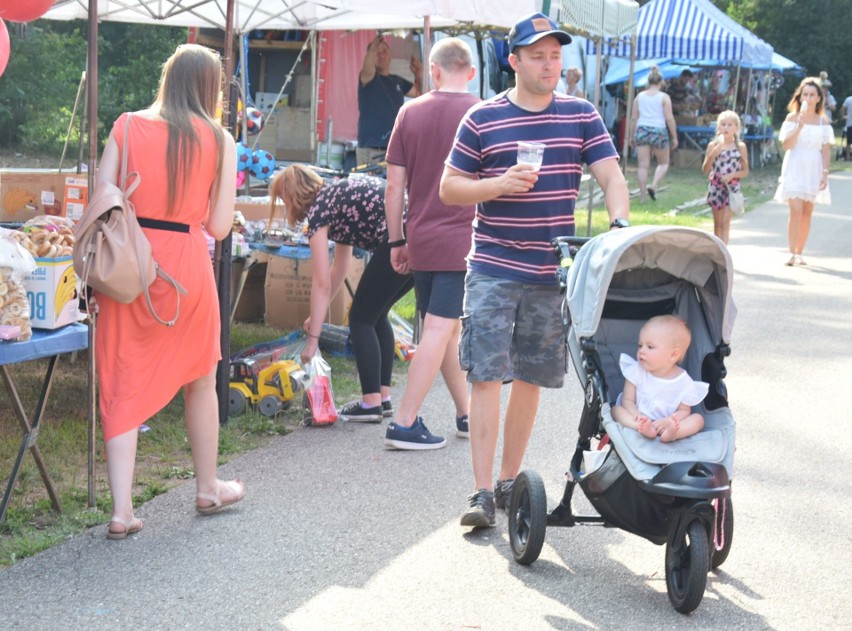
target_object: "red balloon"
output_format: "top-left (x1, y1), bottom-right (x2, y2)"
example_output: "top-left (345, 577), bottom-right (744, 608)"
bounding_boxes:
top-left (0, 19), bottom-right (8, 79)
top-left (0, 0), bottom-right (55, 23)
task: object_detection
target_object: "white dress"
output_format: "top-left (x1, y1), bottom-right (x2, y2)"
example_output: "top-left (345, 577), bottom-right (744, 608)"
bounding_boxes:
top-left (617, 354), bottom-right (709, 421)
top-left (774, 121), bottom-right (834, 205)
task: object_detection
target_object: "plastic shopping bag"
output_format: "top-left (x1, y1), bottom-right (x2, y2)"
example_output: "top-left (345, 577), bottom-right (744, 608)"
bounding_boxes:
top-left (303, 353), bottom-right (338, 426)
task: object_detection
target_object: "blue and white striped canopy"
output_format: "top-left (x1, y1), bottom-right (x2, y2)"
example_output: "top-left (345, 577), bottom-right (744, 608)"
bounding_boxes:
top-left (587, 0), bottom-right (773, 65)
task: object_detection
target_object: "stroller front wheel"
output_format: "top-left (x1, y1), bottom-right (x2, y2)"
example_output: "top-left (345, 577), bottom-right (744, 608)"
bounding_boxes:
top-left (666, 517), bottom-right (710, 613)
top-left (508, 470), bottom-right (547, 565)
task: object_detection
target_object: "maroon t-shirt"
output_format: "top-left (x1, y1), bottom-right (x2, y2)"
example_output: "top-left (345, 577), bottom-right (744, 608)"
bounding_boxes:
top-left (385, 90), bottom-right (480, 271)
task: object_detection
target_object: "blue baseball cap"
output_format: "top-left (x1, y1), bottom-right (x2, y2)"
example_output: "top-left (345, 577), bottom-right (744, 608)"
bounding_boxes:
top-left (507, 12), bottom-right (572, 52)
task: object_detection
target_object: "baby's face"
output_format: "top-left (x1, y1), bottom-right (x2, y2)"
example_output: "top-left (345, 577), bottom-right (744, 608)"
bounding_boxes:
top-left (636, 324), bottom-right (678, 374)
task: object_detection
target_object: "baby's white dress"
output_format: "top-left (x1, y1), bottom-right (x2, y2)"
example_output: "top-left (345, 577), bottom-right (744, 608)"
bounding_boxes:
top-left (774, 121), bottom-right (834, 205)
top-left (618, 354), bottom-right (709, 420)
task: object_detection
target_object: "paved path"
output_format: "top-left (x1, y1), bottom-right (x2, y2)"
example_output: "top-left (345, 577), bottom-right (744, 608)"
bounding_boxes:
top-left (2, 173), bottom-right (851, 630)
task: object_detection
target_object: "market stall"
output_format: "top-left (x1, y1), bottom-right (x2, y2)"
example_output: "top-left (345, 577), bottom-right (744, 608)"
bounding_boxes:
top-left (43, 0), bottom-right (534, 426)
top-left (586, 0), bottom-right (774, 167)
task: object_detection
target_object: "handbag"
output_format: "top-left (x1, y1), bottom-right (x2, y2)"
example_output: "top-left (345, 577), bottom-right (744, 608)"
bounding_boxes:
top-left (73, 114), bottom-right (187, 326)
top-left (727, 186), bottom-right (745, 216)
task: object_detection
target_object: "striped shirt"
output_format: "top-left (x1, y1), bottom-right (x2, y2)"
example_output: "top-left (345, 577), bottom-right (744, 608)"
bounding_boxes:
top-left (446, 92), bottom-right (617, 284)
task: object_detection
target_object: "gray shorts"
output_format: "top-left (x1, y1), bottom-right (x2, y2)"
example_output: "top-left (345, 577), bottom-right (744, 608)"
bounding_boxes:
top-left (459, 271), bottom-right (565, 388)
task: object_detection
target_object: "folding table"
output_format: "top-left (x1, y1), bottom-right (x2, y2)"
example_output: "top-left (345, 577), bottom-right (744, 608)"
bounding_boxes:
top-left (0, 322), bottom-right (91, 528)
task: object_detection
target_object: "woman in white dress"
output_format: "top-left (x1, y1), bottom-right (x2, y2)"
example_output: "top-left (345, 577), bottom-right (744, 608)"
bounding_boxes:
top-left (774, 77), bottom-right (833, 266)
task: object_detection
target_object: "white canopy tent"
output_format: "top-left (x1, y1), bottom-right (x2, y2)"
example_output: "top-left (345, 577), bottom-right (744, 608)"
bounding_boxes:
top-left (44, 0), bottom-right (533, 425)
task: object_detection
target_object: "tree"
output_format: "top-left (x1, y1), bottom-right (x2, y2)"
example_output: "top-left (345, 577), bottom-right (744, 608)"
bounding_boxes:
top-left (715, 0), bottom-right (852, 121)
top-left (0, 20), bottom-right (185, 158)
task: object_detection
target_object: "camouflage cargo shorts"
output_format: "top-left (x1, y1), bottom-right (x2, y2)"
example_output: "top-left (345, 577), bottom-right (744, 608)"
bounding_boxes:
top-left (459, 271), bottom-right (566, 388)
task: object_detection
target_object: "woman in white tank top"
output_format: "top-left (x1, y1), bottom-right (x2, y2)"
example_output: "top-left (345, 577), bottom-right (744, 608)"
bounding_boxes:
top-left (630, 66), bottom-right (678, 201)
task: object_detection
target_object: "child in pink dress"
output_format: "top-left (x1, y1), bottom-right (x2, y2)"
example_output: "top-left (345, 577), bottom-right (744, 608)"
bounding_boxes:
top-left (702, 110), bottom-right (750, 244)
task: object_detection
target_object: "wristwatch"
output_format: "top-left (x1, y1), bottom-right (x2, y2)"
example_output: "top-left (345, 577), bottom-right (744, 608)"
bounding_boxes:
top-left (609, 217), bottom-right (630, 229)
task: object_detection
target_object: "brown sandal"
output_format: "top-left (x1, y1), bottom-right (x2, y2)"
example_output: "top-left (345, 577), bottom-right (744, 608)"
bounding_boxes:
top-left (196, 479), bottom-right (246, 515)
top-left (106, 516), bottom-right (144, 540)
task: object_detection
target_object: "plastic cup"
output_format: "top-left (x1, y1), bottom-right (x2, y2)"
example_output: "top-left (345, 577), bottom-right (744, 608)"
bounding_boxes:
top-left (517, 141), bottom-right (545, 171)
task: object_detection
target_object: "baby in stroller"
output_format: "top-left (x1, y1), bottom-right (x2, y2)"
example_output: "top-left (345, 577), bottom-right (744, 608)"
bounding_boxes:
top-left (506, 226), bottom-right (736, 615)
top-left (612, 315), bottom-right (708, 442)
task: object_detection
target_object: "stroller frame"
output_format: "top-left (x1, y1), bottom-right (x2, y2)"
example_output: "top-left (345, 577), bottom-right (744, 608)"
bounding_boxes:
top-left (507, 229), bottom-right (736, 614)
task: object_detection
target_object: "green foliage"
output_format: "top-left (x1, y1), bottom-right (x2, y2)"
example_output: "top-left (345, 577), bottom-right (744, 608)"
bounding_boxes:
top-left (0, 20), bottom-right (185, 157)
top-left (0, 23), bottom-right (86, 151)
top-left (714, 1), bottom-right (852, 123)
top-left (96, 23), bottom-right (187, 144)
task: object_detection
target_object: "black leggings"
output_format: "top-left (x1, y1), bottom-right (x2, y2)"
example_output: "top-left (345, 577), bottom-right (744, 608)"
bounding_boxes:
top-left (348, 242), bottom-right (414, 396)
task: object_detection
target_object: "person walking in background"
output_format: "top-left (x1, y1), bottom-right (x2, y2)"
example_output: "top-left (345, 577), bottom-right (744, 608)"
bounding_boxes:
top-left (440, 12), bottom-right (630, 529)
top-left (382, 37), bottom-right (479, 451)
top-left (774, 77), bottom-right (834, 267)
top-left (356, 34), bottom-right (422, 167)
top-left (630, 66), bottom-right (678, 201)
top-left (562, 66), bottom-right (585, 99)
top-left (268, 167), bottom-right (423, 434)
top-left (702, 110), bottom-right (749, 244)
top-left (819, 71), bottom-right (836, 123)
top-left (90, 44), bottom-right (242, 539)
top-left (842, 92), bottom-right (852, 161)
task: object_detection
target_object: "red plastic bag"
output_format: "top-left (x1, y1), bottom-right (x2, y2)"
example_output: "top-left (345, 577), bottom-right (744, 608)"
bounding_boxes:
top-left (303, 353), bottom-right (338, 426)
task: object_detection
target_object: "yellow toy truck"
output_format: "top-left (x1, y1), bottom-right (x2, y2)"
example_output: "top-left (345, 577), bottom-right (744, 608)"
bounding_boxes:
top-left (228, 357), bottom-right (307, 417)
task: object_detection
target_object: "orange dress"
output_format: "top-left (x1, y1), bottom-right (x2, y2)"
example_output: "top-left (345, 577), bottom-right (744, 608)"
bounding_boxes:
top-left (96, 113), bottom-right (222, 442)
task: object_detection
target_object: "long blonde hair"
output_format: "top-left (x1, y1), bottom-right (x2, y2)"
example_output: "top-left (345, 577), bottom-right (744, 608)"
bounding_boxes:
top-left (268, 164), bottom-right (325, 227)
top-left (152, 44), bottom-right (225, 215)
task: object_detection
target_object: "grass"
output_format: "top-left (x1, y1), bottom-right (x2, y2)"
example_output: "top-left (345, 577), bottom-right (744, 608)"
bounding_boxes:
top-left (4, 155), bottom-right (847, 567)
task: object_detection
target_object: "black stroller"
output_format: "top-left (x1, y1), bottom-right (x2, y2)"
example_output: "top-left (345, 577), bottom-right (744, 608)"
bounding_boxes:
top-left (507, 226), bottom-right (736, 614)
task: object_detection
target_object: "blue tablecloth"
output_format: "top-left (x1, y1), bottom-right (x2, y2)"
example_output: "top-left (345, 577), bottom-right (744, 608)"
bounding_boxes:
top-left (250, 242), bottom-right (312, 259)
top-left (0, 323), bottom-right (88, 365)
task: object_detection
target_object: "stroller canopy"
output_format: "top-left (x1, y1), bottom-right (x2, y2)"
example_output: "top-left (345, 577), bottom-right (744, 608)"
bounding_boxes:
top-left (566, 226), bottom-right (735, 344)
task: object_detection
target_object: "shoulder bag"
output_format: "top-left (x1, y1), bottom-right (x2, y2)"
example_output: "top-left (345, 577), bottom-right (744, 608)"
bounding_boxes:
top-left (73, 114), bottom-right (187, 326)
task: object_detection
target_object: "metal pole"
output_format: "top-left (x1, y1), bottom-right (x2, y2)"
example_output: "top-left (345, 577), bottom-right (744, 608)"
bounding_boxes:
top-left (215, 0), bottom-right (237, 426)
top-left (86, 0), bottom-right (99, 510)
top-left (622, 33), bottom-right (637, 176)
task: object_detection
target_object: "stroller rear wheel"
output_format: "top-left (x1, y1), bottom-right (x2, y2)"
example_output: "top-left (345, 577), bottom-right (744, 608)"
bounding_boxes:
top-left (666, 518), bottom-right (709, 613)
top-left (711, 496), bottom-right (734, 569)
top-left (508, 470), bottom-right (547, 565)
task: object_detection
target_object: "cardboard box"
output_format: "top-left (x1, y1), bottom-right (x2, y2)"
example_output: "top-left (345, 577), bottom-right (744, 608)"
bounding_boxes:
top-left (0, 171), bottom-right (69, 221)
top-left (24, 256), bottom-right (83, 329)
top-left (234, 199), bottom-right (274, 223)
top-left (264, 252), bottom-right (365, 330)
top-left (63, 176), bottom-right (89, 222)
top-left (230, 257), bottom-right (267, 322)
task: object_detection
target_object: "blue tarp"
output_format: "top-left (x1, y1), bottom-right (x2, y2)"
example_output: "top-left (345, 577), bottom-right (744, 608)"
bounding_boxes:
top-left (605, 52), bottom-right (803, 87)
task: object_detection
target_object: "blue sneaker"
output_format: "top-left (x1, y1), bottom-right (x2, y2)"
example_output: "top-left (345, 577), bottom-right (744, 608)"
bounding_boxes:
top-left (455, 415), bottom-right (469, 438)
top-left (384, 417), bottom-right (446, 450)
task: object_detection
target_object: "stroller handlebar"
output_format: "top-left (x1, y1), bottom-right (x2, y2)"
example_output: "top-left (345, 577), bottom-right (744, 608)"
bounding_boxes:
top-left (552, 236), bottom-right (591, 289)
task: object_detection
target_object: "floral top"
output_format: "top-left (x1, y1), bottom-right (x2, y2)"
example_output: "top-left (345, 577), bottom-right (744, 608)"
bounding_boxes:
top-left (306, 176), bottom-right (387, 250)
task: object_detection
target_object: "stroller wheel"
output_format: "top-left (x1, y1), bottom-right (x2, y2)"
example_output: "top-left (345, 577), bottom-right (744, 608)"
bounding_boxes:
top-left (711, 496), bottom-right (734, 569)
top-left (666, 518), bottom-right (710, 613)
top-left (508, 470), bottom-right (547, 566)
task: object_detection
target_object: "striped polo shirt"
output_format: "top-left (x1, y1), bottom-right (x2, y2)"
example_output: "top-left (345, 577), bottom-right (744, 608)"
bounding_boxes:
top-left (446, 92), bottom-right (617, 284)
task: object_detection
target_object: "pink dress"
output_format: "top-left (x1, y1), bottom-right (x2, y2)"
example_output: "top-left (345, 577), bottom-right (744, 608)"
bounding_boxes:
top-left (96, 113), bottom-right (222, 441)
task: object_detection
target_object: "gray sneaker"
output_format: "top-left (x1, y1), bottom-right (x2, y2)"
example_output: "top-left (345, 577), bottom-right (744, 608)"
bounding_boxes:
top-left (494, 478), bottom-right (514, 510)
top-left (460, 489), bottom-right (495, 528)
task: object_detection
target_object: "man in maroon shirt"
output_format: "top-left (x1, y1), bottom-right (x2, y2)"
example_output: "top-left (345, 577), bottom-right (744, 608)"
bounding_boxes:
top-left (383, 38), bottom-right (479, 450)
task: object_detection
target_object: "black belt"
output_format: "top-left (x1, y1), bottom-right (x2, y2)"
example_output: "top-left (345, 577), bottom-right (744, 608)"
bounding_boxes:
top-left (138, 217), bottom-right (191, 233)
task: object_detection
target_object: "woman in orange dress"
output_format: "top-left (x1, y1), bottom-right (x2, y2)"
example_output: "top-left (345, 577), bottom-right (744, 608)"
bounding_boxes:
top-left (91, 44), bottom-right (243, 539)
